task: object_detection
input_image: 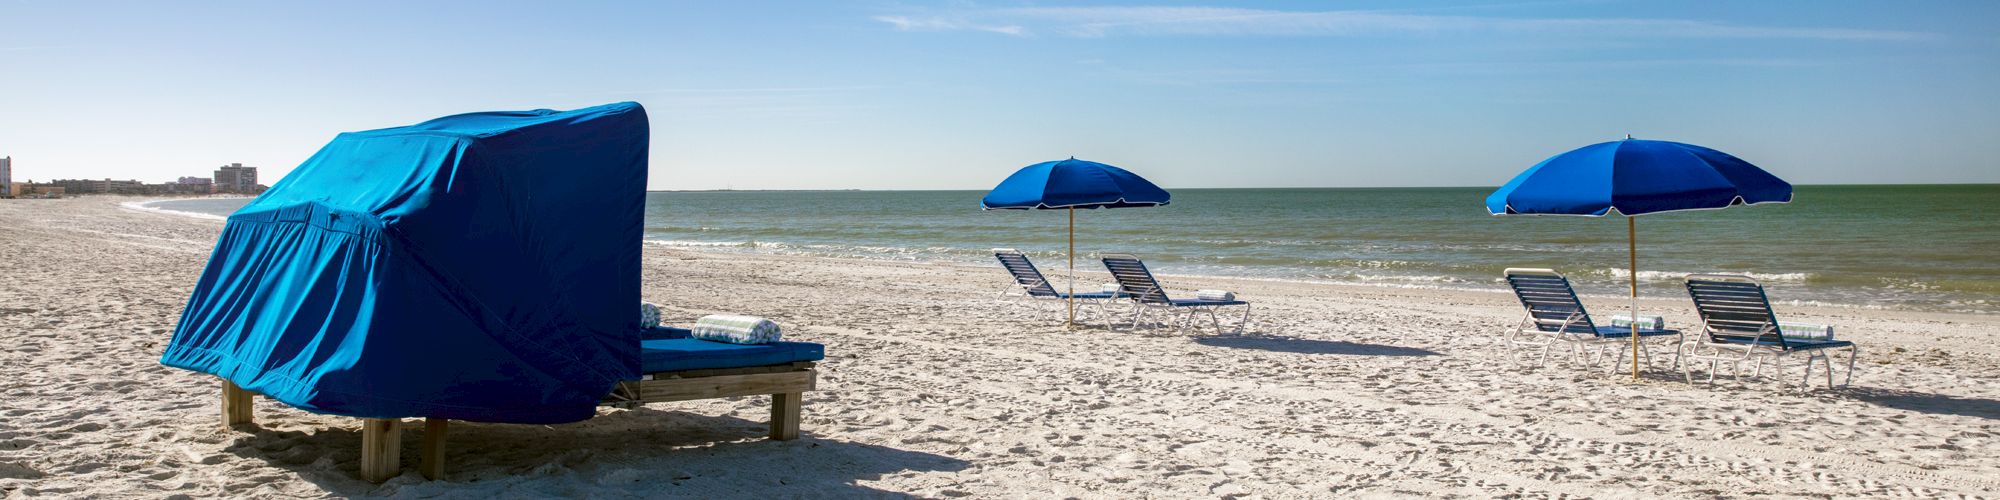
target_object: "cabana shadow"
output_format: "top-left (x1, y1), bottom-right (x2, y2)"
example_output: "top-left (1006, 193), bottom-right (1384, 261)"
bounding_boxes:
top-left (1841, 387), bottom-right (2000, 420)
top-left (1194, 336), bottom-right (1439, 356)
top-left (223, 407), bottom-right (967, 497)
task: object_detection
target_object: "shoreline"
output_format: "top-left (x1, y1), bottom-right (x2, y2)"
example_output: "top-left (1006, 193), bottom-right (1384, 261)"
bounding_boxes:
top-left (132, 195), bottom-right (1996, 319)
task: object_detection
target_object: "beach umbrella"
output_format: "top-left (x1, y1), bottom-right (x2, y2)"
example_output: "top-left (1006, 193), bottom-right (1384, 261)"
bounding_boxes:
top-left (982, 157), bottom-right (1171, 329)
top-left (1486, 136), bottom-right (1791, 379)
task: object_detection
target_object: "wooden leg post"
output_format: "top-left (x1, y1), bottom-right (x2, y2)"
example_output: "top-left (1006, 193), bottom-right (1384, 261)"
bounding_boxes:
top-left (420, 418), bottom-right (447, 480)
top-left (221, 379), bottom-right (254, 429)
top-left (770, 392), bottom-right (802, 441)
top-left (360, 418), bottom-right (401, 482)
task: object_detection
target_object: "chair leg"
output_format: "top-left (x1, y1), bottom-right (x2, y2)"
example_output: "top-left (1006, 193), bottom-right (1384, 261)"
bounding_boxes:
top-left (221, 379), bottom-right (253, 430)
top-left (360, 418), bottom-right (402, 483)
top-left (1844, 346), bottom-right (1860, 387)
top-left (420, 418), bottom-right (447, 480)
top-left (770, 392), bottom-right (802, 441)
top-left (1800, 354), bottom-right (1815, 390)
top-left (1237, 305), bottom-right (1251, 335)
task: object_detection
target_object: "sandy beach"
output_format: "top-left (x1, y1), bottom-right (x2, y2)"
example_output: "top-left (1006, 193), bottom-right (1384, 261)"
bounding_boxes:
top-left (2, 197), bottom-right (1997, 498)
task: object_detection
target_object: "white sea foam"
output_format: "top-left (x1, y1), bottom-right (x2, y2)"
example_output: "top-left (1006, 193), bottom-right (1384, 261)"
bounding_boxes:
top-left (118, 200), bottom-right (229, 221)
top-left (1603, 267), bottom-right (1812, 282)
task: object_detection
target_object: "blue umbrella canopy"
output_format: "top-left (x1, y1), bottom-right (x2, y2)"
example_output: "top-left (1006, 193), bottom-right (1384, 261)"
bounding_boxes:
top-left (1486, 138), bottom-right (1791, 216)
top-left (982, 158), bottom-right (1171, 210)
top-left (1485, 137), bottom-right (1791, 380)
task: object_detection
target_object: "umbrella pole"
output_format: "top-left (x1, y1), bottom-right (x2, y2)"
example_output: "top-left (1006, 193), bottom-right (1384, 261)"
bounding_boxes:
top-left (1629, 216), bottom-right (1639, 380)
top-left (1067, 207), bottom-right (1076, 330)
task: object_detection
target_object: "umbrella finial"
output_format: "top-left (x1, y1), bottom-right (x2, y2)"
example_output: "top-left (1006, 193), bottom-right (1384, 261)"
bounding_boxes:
top-left (1625, 134), bottom-right (1633, 140)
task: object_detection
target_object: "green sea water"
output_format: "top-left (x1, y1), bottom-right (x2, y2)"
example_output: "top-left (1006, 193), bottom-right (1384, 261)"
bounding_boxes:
top-left (148, 184), bottom-right (2000, 314)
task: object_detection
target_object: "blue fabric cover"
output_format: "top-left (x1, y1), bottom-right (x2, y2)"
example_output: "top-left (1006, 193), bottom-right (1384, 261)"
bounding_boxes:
top-left (981, 158), bottom-right (1171, 209)
top-left (1485, 139), bottom-right (1791, 216)
top-left (640, 339), bottom-right (826, 373)
top-left (160, 102), bottom-right (650, 424)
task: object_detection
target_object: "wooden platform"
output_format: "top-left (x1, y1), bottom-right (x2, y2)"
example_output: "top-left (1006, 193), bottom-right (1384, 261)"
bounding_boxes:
top-left (216, 362), bottom-right (817, 482)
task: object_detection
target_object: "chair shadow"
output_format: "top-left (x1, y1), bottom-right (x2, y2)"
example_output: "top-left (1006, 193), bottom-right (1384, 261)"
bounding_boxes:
top-left (222, 406), bottom-right (967, 497)
top-left (1838, 387), bottom-right (2000, 420)
top-left (1193, 335), bottom-right (1439, 356)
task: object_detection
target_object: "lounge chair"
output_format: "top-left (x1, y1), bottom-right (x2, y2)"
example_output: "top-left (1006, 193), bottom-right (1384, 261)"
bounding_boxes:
top-left (219, 326), bottom-right (824, 482)
top-left (1100, 254), bottom-right (1251, 334)
top-left (994, 248), bottom-right (1129, 328)
top-left (1683, 274), bottom-right (1859, 388)
top-left (1502, 268), bottom-right (1682, 371)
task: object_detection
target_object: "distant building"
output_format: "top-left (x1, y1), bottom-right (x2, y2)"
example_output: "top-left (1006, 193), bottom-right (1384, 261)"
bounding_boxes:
top-left (174, 176), bottom-right (215, 195)
top-left (52, 178), bottom-right (148, 195)
top-left (1, 156), bottom-right (11, 197)
top-left (213, 163), bottom-right (261, 194)
top-left (10, 183), bottom-right (64, 198)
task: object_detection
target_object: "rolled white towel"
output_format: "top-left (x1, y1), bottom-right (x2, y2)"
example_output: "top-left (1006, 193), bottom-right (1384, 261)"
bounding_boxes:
top-left (1777, 322), bottom-right (1834, 341)
top-left (1196, 289), bottom-right (1235, 301)
top-left (1607, 314), bottom-right (1664, 331)
top-left (693, 314), bottom-right (783, 344)
top-left (639, 301), bottom-right (665, 329)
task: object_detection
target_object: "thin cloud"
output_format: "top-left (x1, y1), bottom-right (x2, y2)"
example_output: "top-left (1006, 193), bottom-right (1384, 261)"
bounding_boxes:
top-left (873, 6), bottom-right (1935, 42)
top-left (874, 15), bottom-right (1027, 37)
top-left (605, 85), bottom-right (888, 95)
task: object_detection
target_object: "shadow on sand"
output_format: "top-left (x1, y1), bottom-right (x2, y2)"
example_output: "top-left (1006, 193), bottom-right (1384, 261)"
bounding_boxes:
top-left (1194, 335), bottom-right (1439, 356)
top-left (223, 406), bottom-right (967, 497)
top-left (1841, 387), bottom-right (2000, 421)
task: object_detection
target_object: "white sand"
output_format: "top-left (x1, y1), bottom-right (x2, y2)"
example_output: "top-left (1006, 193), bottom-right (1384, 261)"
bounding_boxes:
top-left (2, 197), bottom-right (1997, 498)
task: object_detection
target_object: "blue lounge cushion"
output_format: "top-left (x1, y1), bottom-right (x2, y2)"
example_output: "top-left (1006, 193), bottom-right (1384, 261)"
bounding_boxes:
top-left (1167, 298), bottom-right (1249, 307)
top-left (1712, 337), bottom-right (1855, 350)
top-left (641, 327), bottom-right (692, 341)
top-left (1588, 326), bottom-right (1680, 338)
top-left (640, 338), bottom-right (825, 373)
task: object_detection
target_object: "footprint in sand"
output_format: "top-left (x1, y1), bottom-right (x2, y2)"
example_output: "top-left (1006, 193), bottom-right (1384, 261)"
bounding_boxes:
top-left (0, 461), bottom-right (46, 479)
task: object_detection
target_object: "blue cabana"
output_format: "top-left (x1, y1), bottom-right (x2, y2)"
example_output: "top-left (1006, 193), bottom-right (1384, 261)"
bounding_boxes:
top-left (161, 102), bottom-right (650, 424)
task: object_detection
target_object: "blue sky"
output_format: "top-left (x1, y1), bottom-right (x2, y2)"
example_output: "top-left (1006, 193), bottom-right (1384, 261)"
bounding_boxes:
top-left (2, 1), bottom-right (1996, 190)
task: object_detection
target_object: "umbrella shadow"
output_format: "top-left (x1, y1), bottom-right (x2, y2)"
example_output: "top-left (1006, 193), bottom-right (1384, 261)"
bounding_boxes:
top-left (1837, 387), bottom-right (2000, 420)
top-left (221, 407), bottom-right (967, 497)
top-left (1194, 335), bottom-right (1439, 357)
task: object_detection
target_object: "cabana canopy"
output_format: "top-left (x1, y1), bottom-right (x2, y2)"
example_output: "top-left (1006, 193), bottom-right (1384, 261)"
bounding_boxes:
top-left (161, 102), bottom-right (650, 424)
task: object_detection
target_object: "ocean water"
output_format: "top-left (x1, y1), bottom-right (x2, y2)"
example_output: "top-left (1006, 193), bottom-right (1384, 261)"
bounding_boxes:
top-left (145, 185), bottom-right (2000, 314)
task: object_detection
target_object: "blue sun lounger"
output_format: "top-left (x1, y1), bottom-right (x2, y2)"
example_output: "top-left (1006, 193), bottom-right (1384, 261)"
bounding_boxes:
top-left (1683, 274), bottom-right (1859, 388)
top-left (1101, 254), bottom-right (1251, 334)
top-left (1502, 268), bottom-right (1681, 371)
top-left (994, 248), bottom-right (1128, 328)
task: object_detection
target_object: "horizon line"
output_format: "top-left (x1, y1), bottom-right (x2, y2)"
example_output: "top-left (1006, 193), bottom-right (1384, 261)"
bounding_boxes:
top-left (648, 182), bottom-right (2000, 193)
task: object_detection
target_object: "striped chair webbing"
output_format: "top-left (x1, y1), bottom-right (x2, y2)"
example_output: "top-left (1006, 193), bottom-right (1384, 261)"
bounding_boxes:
top-left (995, 251), bottom-right (1059, 297)
top-left (1101, 255), bottom-right (1171, 304)
top-left (1685, 277), bottom-right (1789, 348)
top-left (1504, 272), bottom-right (1596, 334)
